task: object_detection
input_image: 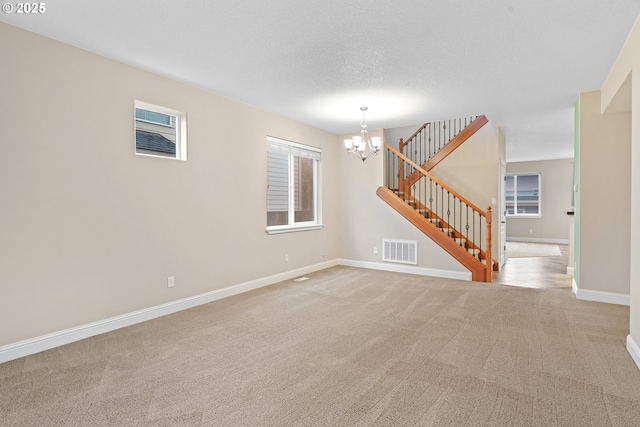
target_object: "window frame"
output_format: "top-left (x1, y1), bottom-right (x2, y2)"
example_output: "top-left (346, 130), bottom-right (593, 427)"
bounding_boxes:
top-left (266, 136), bottom-right (323, 234)
top-left (134, 100), bottom-right (187, 161)
top-left (506, 172), bottom-right (542, 218)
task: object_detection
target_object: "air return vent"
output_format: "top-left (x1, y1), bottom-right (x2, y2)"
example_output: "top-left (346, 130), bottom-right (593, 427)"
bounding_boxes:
top-left (382, 239), bottom-right (418, 265)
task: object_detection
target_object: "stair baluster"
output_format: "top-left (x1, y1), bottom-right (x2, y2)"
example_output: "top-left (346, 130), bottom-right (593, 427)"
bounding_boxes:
top-left (379, 133), bottom-right (493, 282)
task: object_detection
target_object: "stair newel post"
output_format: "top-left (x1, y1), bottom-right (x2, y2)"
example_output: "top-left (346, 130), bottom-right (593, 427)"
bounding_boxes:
top-left (398, 138), bottom-right (405, 196)
top-left (386, 145), bottom-right (392, 189)
top-left (485, 206), bottom-right (492, 282)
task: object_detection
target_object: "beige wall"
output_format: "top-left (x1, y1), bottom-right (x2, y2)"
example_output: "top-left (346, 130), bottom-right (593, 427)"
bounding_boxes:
top-left (576, 90), bottom-right (631, 297)
top-left (428, 124), bottom-right (505, 257)
top-left (601, 15), bottom-right (640, 355)
top-left (336, 129), bottom-right (469, 275)
top-left (370, 121), bottom-right (504, 273)
top-left (0, 22), bottom-right (475, 350)
top-left (506, 159), bottom-right (574, 242)
top-left (0, 23), bottom-right (342, 346)
top-left (384, 124), bottom-right (422, 149)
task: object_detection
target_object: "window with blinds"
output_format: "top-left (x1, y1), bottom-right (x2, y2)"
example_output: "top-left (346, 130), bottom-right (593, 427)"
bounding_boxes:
top-left (266, 137), bottom-right (321, 233)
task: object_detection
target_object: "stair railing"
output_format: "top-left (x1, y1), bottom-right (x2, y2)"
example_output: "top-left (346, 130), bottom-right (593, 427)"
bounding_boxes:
top-left (398, 116), bottom-right (477, 171)
top-left (385, 143), bottom-right (492, 277)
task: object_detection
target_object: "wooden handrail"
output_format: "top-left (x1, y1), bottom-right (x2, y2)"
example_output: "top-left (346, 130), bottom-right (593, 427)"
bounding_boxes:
top-left (385, 143), bottom-right (488, 217)
top-left (399, 122), bottom-right (429, 151)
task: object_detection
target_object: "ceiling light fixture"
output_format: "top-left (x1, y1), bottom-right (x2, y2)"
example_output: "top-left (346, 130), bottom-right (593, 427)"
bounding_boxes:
top-left (344, 107), bottom-right (382, 162)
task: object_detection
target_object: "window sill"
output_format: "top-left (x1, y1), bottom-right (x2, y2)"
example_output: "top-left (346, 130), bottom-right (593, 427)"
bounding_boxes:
top-left (135, 152), bottom-right (183, 161)
top-left (266, 224), bottom-right (324, 235)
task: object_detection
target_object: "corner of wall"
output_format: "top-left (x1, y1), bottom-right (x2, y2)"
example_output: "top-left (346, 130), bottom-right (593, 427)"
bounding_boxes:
top-left (627, 335), bottom-right (640, 371)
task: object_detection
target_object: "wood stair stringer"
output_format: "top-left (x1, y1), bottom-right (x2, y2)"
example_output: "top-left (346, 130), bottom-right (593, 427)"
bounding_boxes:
top-left (377, 186), bottom-right (487, 281)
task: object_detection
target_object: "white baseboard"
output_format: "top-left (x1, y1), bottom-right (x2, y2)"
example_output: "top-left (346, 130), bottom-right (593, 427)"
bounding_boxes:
top-left (572, 278), bottom-right (578, 294)
top-left (574, 286), bottom-right (630, 306)
top-left (507, 237), bottom-right (569, 245)
top-left (0, 259), bottom-right (339, 364)
top-left (0, 259), bottom-right (467, 363)
top-left (627, 335), bottom-right (640, 371)
top-left (338, 259), bottom-right (472, 281)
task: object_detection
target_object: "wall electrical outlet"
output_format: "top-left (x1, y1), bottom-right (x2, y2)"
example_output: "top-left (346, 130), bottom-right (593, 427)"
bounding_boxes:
top-left (373, 247), bottom-right (378, 254)
top-left (285, 254), bottom-right (289, 262)
top-left (168, 276), bottom-right (175, 288)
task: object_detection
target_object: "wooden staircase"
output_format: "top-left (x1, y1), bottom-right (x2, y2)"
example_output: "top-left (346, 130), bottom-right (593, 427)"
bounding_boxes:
top-left (378, 115), bottom-right (496, 282)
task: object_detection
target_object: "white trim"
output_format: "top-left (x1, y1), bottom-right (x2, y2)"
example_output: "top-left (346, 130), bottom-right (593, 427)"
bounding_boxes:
top-left (506, 237), bottom-right (569, 245)
top-left (0, 260), bottom-right (338, 364)
top-left (338, 259), bottom-right (472, 281)
top-left (266, 224), bottom-right (324, 234)
top-left (627, 335), bottom-right (640, 371)
top-left (566, 267), bottom-right (574, 276)
top-left (572, 279), bottom-right (630, 306)
top-left (0, 258), bottom-right (504, 364)
top-left (574, 287), bottom-right (630, 306)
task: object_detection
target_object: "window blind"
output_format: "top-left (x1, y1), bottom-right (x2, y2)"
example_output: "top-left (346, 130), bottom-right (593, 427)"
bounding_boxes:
top-left (266, 137), bottom-right (321, 160)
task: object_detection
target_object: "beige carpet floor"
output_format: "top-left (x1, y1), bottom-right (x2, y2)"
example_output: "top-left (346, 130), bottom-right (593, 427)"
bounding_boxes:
top-left (506, 241), bottom-right (562, 258)
top-left (1, 266), bottom-right (639, 426)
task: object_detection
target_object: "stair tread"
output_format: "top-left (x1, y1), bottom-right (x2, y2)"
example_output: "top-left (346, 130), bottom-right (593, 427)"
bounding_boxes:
top-left (379, 126), bottom-right (494, 281)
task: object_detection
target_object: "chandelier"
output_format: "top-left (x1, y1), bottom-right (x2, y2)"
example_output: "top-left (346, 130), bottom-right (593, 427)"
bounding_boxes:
top-left (344, 107), bottom-right (382, 162)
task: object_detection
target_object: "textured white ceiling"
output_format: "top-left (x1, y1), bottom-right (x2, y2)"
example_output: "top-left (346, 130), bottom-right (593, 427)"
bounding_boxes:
top-left (2, 0), bottom-right (639, 161)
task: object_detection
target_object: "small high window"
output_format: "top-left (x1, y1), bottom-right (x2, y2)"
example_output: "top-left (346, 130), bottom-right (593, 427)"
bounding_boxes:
top-left (134, 101), bottom-right (187, 160)
top-left (506, 173), bottom-right (541, 216)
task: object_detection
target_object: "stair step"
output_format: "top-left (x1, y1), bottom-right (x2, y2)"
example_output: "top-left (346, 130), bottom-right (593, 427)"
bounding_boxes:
top-left (418, 209), bottom-right (439, 218)
top-left (441, 228), bottom-right (454, 236)
top-left (453, 237), bottom-right (467, 245)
